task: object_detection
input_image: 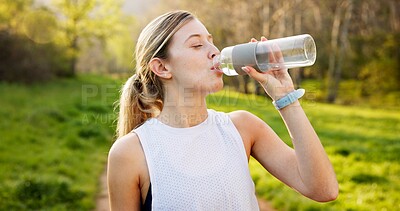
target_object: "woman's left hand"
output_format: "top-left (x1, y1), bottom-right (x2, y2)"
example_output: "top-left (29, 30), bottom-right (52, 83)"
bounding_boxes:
top-left (242, 37), bottom-right (295, 101)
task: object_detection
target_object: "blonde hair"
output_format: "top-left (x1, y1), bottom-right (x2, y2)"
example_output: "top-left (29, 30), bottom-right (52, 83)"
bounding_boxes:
top-left (116, 10), bottom-right (195, 138)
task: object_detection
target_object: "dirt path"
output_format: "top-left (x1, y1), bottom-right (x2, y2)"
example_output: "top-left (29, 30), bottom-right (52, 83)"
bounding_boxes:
top-left (95, 166), bottom-right (276, 211)
top-left (95, 165), bottom-right (109, 211)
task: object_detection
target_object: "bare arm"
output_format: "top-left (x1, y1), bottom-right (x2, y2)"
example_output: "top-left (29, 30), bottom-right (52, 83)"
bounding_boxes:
top-left (232, 107), bottom-right (337, 202)
top-left (277, 102), bottom-right (338, 201)
top-left (235, 36), bottom-right (338, 202)
top-left (107, 133), bottom-right (144, 210)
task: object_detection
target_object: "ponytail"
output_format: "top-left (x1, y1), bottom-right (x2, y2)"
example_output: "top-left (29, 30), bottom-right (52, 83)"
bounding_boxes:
top-left (116, 73), bottom-right (163, 138)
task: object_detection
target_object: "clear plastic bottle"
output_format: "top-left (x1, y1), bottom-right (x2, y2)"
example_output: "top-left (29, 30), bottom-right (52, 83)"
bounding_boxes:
top-left (213, 34), bottom-right (316, 76)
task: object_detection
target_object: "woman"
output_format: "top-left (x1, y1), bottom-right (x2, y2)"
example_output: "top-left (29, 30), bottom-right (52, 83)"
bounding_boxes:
top-left (108, 10), bottom-right (338, 210)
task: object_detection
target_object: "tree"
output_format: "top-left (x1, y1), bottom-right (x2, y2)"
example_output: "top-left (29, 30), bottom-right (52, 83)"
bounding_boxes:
top-left (0, 0), bottom-right (33, 34)
top-left (51, 0), bottom-right (125, 76)
top-left (326, 0), bottom-right (353, 103)
top-left (0, 1), bottom-right (71, 83)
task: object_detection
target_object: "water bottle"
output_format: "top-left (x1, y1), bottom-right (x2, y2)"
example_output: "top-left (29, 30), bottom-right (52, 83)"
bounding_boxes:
top-left (213, 34), bottom-right (316, 76)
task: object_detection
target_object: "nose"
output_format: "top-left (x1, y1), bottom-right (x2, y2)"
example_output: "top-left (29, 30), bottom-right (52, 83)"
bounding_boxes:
top-left (208, 44), bottom-right (220, 60)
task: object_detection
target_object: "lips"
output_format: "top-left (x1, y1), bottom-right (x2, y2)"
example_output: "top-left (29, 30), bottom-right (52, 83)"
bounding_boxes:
top-left (211, 62), bottom-right (223, 74)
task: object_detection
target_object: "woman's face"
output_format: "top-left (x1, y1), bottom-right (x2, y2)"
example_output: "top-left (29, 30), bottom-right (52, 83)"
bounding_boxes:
top-left (164, 19), bottom-right (223, 95)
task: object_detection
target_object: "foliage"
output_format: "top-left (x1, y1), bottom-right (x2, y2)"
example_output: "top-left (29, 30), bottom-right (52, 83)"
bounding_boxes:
top-left (12, 178), bottom-right (85, 210)
top-left (0, 30), bottom-right (70, 83)
top-left (0, 0), bottom-right (32, 31)
top-left (0, 0), bottom-right (133, 82)
top-left (359, 33), bottom-right (400, 96)
top-left (50, 0), bottom-right (127, 76)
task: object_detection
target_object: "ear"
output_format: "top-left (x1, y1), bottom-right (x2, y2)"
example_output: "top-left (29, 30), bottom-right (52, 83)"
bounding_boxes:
top-left (149, 58), bottom-right (172, 79)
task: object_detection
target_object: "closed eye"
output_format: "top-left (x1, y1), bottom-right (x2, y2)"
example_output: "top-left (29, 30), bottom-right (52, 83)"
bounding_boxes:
top-left (193, 44), bottom-right (203, 48)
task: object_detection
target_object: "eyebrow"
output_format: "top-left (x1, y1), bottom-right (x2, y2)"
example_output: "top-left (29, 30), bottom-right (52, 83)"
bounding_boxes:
top-left (185, 34), bottom-right (213, 43)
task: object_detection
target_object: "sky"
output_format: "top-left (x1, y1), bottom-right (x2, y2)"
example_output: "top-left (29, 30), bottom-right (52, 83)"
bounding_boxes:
top-left (122, 0), bottom-right (159, 15)
top-left (34, 0), bottom-right (159, 15)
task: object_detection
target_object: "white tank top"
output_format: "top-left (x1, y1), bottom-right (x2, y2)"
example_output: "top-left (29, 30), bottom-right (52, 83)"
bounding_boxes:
top-left (134, 109), bottom-right (259, 210)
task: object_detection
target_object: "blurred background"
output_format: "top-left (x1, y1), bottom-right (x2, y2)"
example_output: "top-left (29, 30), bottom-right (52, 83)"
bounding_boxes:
top-left (0, 0), bottom-right (399, 210)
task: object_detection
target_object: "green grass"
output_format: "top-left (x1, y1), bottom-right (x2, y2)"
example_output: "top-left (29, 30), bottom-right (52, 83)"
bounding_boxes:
top-left (0, 75), bottom-right (120, 210)
top-left (0, 75), bottom-right (399, 210)
top-left (301, 79), bottom-right (400, 109)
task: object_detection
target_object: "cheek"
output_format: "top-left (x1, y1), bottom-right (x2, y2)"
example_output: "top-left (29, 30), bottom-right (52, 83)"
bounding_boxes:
top-left (169, 52), bottom-right (196, 71)
top-left (174, 57), bottom-right (204, 77)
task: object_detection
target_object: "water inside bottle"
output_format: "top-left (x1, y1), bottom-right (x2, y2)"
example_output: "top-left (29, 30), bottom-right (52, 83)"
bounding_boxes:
top-left (221, 63), bottom-right (239, 76)
top-left (213, 54), bottom-right (239, 76)
top-left (255, 36), bottom-right (316, 71)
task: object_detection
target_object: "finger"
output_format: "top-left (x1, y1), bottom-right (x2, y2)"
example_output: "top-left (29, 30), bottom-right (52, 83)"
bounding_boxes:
top-left (270, 44), bottom-right (289, 73)
top-left (250, 38), bottom-right (257, 42)
top-left (241, 66), bottom-right (269, 86)
top-left (269, 45), bottom-right (278, 64)
top-left (272, 44), bottom-right (284, 63)
top-left (261, 36), bottom-right (268, 41)
top-left (258, 40), bottom-right (276, 64)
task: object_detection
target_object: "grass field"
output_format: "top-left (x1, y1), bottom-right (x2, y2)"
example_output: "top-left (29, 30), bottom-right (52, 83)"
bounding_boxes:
top-left (0, 75), bottom-right (119, 210)
top-left (0, 74), bottom-right (399, 210)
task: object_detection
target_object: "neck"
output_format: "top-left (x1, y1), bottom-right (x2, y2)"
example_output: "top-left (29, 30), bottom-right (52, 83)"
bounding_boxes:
top-left (157, 86), bottom-right (208, 128)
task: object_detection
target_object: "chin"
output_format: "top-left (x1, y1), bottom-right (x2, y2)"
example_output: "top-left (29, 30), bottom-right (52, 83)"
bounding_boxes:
top-left (208, 80), bottom-right (224, 94)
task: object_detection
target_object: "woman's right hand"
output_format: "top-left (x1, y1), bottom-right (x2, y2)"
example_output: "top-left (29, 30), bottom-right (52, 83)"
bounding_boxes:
top-left (242, 37), bottom-right (295, 101)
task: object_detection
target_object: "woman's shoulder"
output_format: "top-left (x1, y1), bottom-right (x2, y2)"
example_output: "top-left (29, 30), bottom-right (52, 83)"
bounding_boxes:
top-left (108, 132), bottom-right (144, 166)
top-left (228, 110), bottom-right (269, 137)
top-left (209, 109), bottom-right (256, 123)
top-left (228, 110), bottom-right (259, 123)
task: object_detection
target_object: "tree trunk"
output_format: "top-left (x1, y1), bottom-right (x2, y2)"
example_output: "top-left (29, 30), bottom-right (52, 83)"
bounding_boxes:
top-left (389, 0), bottom-right (399, 32)
top-left (69, 37), bottom-right (79, 77)
top-left (255, 0), bottom-right (270, 95)
top-left (326, 0), bottom-right (353, 103)
top-left (291, 0), bottom-right (303, 89)
top-left (326, 1), bottom-right (343, 103)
